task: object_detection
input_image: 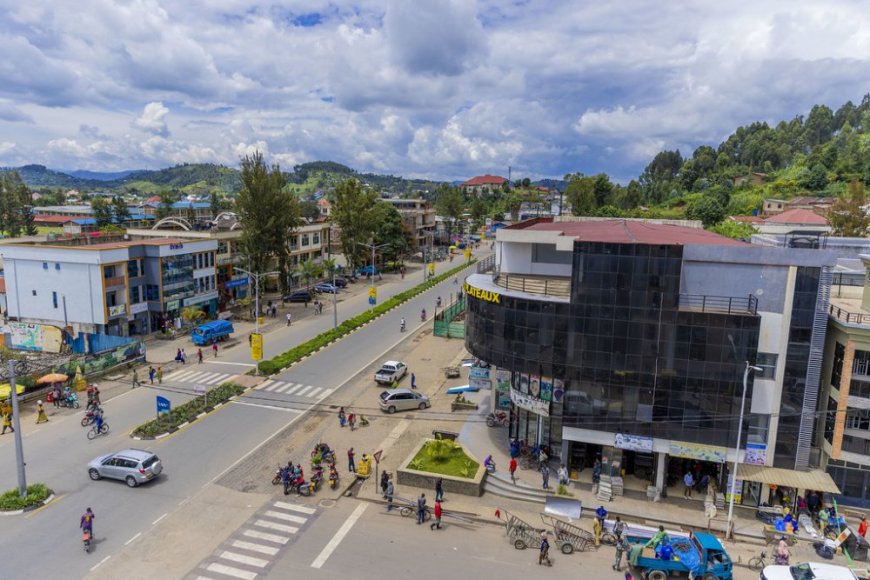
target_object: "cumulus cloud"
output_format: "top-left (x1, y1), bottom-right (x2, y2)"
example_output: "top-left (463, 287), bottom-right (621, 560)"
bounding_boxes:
top-left (134, 102), bottom-right (170, 137)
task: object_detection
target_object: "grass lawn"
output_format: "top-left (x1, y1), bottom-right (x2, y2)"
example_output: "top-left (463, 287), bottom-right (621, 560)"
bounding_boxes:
top-left (408, 440), bottom-right (480, 479)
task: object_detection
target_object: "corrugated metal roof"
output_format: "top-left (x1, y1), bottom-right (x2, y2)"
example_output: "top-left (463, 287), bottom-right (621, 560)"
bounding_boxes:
top-left (525, 219), bottom-right (747, 247)
top-left (736, 464), bottom-right (840, 494)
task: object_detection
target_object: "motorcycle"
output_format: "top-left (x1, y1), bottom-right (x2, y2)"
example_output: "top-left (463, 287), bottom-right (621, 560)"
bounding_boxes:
top-left (484, 455), bottom-right (496, 473)
top-left (82, 529), bottom-right (92, 553)
top-left (80, 406), bottom-right (102, 427)
top-left (328, 467), bottom-right (340, 489)
top-left (486, 411), bottom-right (509, 428)
top-left (400, 319), bottom-right (406, 332)
top-left (272, 467), bottom-right (284, 486)
top-left (290, 478), bottom-right (312, 497)
top-left (311, 443), bottom-right (335, 465)
top-left (60, 392), bottom-right (80, 409)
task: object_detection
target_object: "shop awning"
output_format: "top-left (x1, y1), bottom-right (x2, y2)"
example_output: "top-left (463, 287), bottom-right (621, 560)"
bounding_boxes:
top-left (736, 464), bottom-right (841, 494)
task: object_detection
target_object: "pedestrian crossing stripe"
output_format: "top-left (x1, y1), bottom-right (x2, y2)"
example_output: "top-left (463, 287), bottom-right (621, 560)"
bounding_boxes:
top-left (166, 371), bottom-right (331, 400)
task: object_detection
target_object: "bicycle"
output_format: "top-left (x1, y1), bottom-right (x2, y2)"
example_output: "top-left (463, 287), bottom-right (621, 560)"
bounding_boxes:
top-left (87, 422), bottom-right (110, 440)
top-left (747, 550), bottom-right (768, 571)
top-left (400, 505), bottom-right (431, 521)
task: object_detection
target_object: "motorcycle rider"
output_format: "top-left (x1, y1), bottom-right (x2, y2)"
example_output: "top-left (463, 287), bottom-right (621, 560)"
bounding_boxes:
top-left (81, 507), bottom-right (95, 537)
top-left (420, 308), bottom-right (426, 321)
top-left (400, 318), bottom-right (406, 332)
top-left (281, 466), bottom-right (291, 495)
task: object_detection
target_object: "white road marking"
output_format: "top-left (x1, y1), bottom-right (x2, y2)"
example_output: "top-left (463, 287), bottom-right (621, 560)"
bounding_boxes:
top-left (205, 562), bottom-right (257, 580)
top-left (90, 556), bottom-right (111, 571)
top-left (258, 380), bottom-right (276, 391)
top-left (230, 400), bottom-right (300, 412)
top-left (219, 550), bottom-right (268, 568)
top-left (306, 387), bottom-right (322, 398)
top-left (153, 513), bottom-right (168, 525)
top-left (197, 372), bottom-right (222, 383)
top-left (205, 373), bottom-right (230, 384)
top-left (195, 576), bottom-right (216, 580)
top-left (274, 382), bottom-right (292, 393)
top-left (231, 540), bottom-right (279, 556)
top-left (180, 371), bottom-right (208, 382)
top-left (166, 370), bottom-right (194, 381)
top-left (124, 532), bottom-right (142, 545)
top-left (295, 385), bottom-right (313, 396)
top-left (242, 529), bottom-right (289, 545)
top-left (283, 383), bottom-right (304, 395)
top-left (206, 361), bottom-right (254, 367)
top-left (263, 510), bottom-right (307, 524)
top-left (253, 519), bottom-right (298, 534)
top-left (310, 503), bottom-right (368, 569)
top-left (273, 501), bottom-right (317, 514)
top-left (319, 388), bottom-right (333, 398)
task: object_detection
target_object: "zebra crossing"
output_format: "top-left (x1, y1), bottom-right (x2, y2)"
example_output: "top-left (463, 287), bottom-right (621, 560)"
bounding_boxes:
top-left (190, 500), bottom-right (318, 580)
top-left (164, 369), bottom-right (332, 400)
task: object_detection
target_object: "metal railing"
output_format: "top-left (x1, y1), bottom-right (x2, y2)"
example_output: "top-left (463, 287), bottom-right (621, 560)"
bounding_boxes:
top-left (829, 304), bottom-right (870, 325)
top-left (678, 293), bottom-right (758, 315)
top-left (477, 255), bottom-right (495, 273)
top-left (493, 273), bottom-right (571, 298)
top-left (854, 359), bottom-right (870, 377)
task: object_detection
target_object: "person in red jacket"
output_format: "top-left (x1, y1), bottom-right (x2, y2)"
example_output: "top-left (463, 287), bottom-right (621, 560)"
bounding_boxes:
top-left (509, 457), bottom-right (518, 483)
top-left (430, 499), bottom-right (443, 530)
top-left (859, 515), bottom-right (868, 538)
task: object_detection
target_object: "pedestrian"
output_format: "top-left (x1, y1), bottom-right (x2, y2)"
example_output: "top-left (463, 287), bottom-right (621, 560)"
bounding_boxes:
top-left (286, 312), bottom-right (292, 326)
top-left (541, 462), bottom-right (550, 490)
top-left (36, 400), bottom-right (49, 424)
top-left (212, 341), bottom-right (218, 358)
top-left (613, 535), bottom-right (628, 570)
top-left (613, 516), bottom-right (626, 540)
top-left (281, 465), bottom-right (291, 495)
top-left (348, 448), bottom-right (356, 472)
top-left (538, 530), bottom-right (551, 566)
top-left (416, 493), bottom-right (427, 524)
top-left (175, 348), bottom-right (183, 363)
top-left (509, 456), bottom-right (517, 483)
top-left (348, 412), bottom-right (356, 431)
top-left (197, 348), bottom-right (203, 364)
top-left (181, 348), bottom-right (186, 363)
top-left (1, 409), bottom-right (13, 434)
top-left (338, 407), bottom-right (346, 428)
top-left (593, 513), bottom-right (602, 547)
top-left (157, 367), bottom-right (163, 384)
top-left (149, 366), bottom-right (156, 384)
top-left (592, 457), bottom-right (602, 491)
top-left (625, 572), bottom-right (633, 580)
top-left (435, 477), bottom-right (444, 502)
top-left (391, 377), bottom-right (398, 389)
top-left (860, 515), bottom-right (868, 538)
top-left (410, 373), bottom-right (416, 389)
top-left (381, 470), bottom-right (390, 497)
top-left (385, 477), bottom-right (394, 512)
top-left (557, 464), bottom-right (569, 487)
top-left (53, 384), bottom-right (61, 408)
top-left (132, 369), bottom-right (140, 388)
top-left (683, 471), bottom-right (695, 498)
top-left (90, 386), bottom-right (101, 406)
top-left (430, 499), bottom-right (443, 530)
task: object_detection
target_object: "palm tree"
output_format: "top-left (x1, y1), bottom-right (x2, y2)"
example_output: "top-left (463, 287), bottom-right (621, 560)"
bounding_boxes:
top-left (295, 259), bottom-right (323, 291)
top-left (180, 306), bottom-right (206, 327)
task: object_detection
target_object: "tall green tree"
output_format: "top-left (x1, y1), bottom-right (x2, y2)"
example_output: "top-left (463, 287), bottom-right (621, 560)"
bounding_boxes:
top-left (156, 191), bottom-right (175, 220)
top-left (369, 202), bottom-right (415, 264)
top-left (236, 151), bottom-right (300, 295)
top-left (295, 258), bottom-right (322, 291)
top-left (685, 196), bottom-right (726, 228)
top-left (829, 181), bottom-right (870, 237)
top-left (435, 184), bottom-right (465, 238)
top-left (332, 179), bottom-right (377, 270)
top-left (564, 174), bottom-right (596, 216)
top-left (111, 196), bottom-right (131, 225)
top-left (502, 191), bottom-right (523, 222)
top-left (92, 198), bottom-right (114, 228)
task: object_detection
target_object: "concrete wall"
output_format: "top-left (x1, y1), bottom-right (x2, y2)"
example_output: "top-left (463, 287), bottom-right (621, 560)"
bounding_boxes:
top-left (396, 439), bottom-right (486, 497)
top-left (6, 259), bottom-right (106, 325)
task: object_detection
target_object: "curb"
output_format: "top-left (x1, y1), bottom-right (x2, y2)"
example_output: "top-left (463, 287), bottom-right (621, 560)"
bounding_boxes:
top-left (0, 493), bottom-right (55, 516)
top-left (129, 390), bottom-right (250, 440)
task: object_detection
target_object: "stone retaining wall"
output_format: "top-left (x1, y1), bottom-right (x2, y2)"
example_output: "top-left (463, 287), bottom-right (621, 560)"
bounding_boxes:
top-left (396, 438), bottom-right (486, 497)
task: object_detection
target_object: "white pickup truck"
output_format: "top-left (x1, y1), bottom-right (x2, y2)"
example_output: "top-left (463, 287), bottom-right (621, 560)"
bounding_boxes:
top-left (375, 361), bottom-right (408, 384)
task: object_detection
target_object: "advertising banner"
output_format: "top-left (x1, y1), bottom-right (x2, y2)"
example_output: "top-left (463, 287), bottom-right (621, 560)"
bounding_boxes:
top-left (518, 373), bottom-right (530, 394)
top-left (744, 442), bottom-right (767, 465)
top-left (553, 378), bottom-right (565, 403)
top-left (668, 442), bottom-right (727, 463)
top-left (614, 433), bottom-right (654, 452)
top-left (250, 332), bottom-right (263, 361)
top-left (495, 369), bottom-right (511, 392)
top-left (529, 374), bottom-right (540, 397)
top-left (469, 378), bottom-right (491, 390)
top-left (469, 366), bottom-right (490, 380)
top-left (510, 389), bottom-right (550, 417)
top-left (539, 377), bottom-right (553, 402)
top-left (129, 302), bottom-right (148, 315)
top-left (108, 304), bottom-right (127, 317)
top-left (6, 323), bottom-right (63, 353)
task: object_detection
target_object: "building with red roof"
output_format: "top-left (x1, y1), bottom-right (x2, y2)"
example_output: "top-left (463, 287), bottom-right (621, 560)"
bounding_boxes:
top-left (461, 174), bottom-right (508, 196)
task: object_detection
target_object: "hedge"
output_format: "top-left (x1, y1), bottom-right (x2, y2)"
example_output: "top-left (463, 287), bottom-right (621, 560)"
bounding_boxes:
top-left (131, 383), bottom-right (245, 438)
top-left (257, 260), bottom-right (476, 375)
top-left (0, 483), bottom-right (52, 511)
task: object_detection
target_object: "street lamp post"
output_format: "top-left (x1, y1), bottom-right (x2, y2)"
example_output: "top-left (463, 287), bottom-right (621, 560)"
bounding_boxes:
top-left (232, 267), bottom-right (279, 375)
top-left (356, 240), bottom-right (389, 308)
top-left (332, 266), bottom-right (338, 329)
top-left (727, 361), bottom-right (763, 538)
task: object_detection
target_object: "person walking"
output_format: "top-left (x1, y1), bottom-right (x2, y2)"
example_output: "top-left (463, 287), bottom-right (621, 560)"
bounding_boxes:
top-left (1, 408), bottom-right (13, 434)
top-left (430, 499), bottom-right (443, 530)
top-left (281, 465), bottom-right (291, 495)
top-left (538, 531), bottom-right (551, 566)
top-left (212, 341), bottom-right (218, 358)
top-left (385, 477), bottom-right (394, 512)
top-left (410, 373), bottom-right (416, 390)
top-left (286, 312), bottom-right (292, 326)
top-left (197, 348), bottom-right (203, 364)
top-left (156, 367), bottom-right (163, 384)
top-left (509, 457), bottom-right (517, 483)
top-left (416, 493), bottom-right (427, 524)
top-left (347, 412), bottom-right (356, 431)
top-left (593, 513), bottom-right (603, 547)
top-left (381, 471), bottom-right (390, 497)
top-left (338, 407), bottom-right (346, 428)
top-left (347, 448), bottom-right (356, 473)
top-left (859, 515), bottom-right (868, 539)
top-left (181, 348), bottom-right (187, 364)
top-left (683, 471), bottom-right (695, 499)
top-left (175, 348), bottom-right (183, 364)
top-left (557, 464), bottom-right (569, 487)
top-left (36, 400), bottom-right (49, 424)
top-left (132, 369), bottom-right (140, 388)
top-left (541, 462), bottom-right (550, 490)
top-left (53, 384), bottom-right (62, 408)
top-left (613, 535), bottom-right (629, 570)
top-left (613, 516), bottom-right (626, 540)
top-left (435, 478), bottom-right (444, 502)
top-left (148, 366), bottom-right (156, 384)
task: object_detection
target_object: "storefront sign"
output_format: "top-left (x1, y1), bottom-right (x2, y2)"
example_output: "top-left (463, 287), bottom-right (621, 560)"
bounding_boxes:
top-left (169, 243), bottom-right (184, 250)
top-left (469, 366), bottom-right (490, 380)
top-left (553, 378), bottom-right (565, 403)
top-left (470, 378), bottom-right (491, 390)
top-left (495, 369), bottom-right (511, 391)
top-left (668, 442), bottom-right (727, 463)
top-left (463, 282), bottom-right (500, 304)
top-left (540, 377), bottom-right (553, 401)
top-left (518, 373), bottom-right (530, 394)
top-left (185, 291), bottom-right (219, 306)
top-left (529, 374), bottom-right (541, 397)
top-left (744, 442), bottom-right (767, 465)
top-left (225, 277), bottom-right (249, 289)
top-left (510, 388), bottom-right (550, 417)
top-left (614, 433), bottom-right (654, 452)
top-left (165, 300), bottom-right (180, 311)
top-left (130, 302), bottom-right (148, 315)
top-left (108, 304), bottom-right (126, 317)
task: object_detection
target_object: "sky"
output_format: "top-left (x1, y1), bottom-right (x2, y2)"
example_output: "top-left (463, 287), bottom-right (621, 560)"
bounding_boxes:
top-left (1, 1), bottom-right (869, 184)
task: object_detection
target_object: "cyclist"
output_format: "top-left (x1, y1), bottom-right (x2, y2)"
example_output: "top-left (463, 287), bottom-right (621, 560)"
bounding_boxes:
top-left (94, 407), bottom-right (104, 434)
top-left (81, 507), bottom-right (95, 536)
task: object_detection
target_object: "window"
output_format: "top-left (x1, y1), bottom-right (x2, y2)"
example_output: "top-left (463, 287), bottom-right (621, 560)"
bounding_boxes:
top-left (52, 291), bottom-right (58, 308)
top-left (104, 266), bottom-right (115, 278)
top-left (129, 286), bottom-right (141, 304)
top-left (42, 262), bottom-right (48, 270)
top-left (302, 234), bottom-right (310, 247)
top-left (55, 263), bottom-right (60, 271)
top-left (313, 233), bottom-right (320, 245)
top-left (755, 353), bottom-right (778, 380)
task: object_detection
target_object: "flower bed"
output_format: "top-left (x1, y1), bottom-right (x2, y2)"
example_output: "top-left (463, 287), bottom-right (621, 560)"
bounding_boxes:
top-left (407, 439), bottom-right (480, 478)
top-left (257, 260), bottom-right (476, 376)
top-left (0, 483), bottom-right (53, 512)
top-left (131, 383), bottom-right (244, 438)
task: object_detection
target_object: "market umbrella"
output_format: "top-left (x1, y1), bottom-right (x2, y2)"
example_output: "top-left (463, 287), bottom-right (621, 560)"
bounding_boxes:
top-left (0, 383), bottom-right (25, 400)
top-left (36, 373), bottom-right (68, 385)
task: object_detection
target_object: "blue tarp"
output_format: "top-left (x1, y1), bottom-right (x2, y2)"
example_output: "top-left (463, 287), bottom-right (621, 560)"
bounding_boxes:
top-left (671, 538), bottom-right (701, 577)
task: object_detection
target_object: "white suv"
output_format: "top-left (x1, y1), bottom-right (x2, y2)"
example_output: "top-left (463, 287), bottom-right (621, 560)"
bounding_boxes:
top-left (761, 562), bottom-right (859, 580)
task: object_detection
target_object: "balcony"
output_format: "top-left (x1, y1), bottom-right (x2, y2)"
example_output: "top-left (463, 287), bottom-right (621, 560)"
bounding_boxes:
top-left (104, 275), bottom-right (126, 288)
top-left (829, 303), bottom-right (870, 325)
top-left (493, 272), bottom-right (570, 298)
top-left (678, 293), bottom-right (758, 316)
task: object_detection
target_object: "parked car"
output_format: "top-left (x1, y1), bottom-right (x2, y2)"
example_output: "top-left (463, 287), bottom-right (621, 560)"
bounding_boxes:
top-left (314, 283), bottom-right (339, 294)
top-left (379, 389), bottom-right (430, 413)
top-left (284, 289), bottom-right (313, 303)
top-left (357, 265), bottom-right (379, 276)
top-left (332, 277), bottom-right (348, 288)
top-left (375, 361), bottom-right (408, 384)
top-left (88, 449), bottom-right (163, 487)
top-left (761, 562), bottom-right (859, 580)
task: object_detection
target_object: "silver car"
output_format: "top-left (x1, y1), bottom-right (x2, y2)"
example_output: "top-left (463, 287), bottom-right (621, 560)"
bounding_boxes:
top-left (88, 448), bottom-right (163, 487)
top-left (379, 388), bottom-right (430, 413)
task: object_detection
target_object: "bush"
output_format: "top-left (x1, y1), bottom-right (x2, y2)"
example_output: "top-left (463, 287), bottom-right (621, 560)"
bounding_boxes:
top-left (132, 383), bottom-right (245, 438)
top-left (257, 260), bottom-right (476, 375)
top-left (0, 483), bottom-right (53, 511)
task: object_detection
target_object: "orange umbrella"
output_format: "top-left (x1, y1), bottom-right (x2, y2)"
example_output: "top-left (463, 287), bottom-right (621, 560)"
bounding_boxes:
top-left (36, 373), bottom-right (69, 384)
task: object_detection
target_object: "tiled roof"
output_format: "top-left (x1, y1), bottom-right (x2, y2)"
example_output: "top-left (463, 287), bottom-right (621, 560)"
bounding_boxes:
top-left (521, 219), bottom-right (747, 246)
top-left (461, 174), bottom-right (508, 186)
top-left (764, 208), bottom-right (828, 225)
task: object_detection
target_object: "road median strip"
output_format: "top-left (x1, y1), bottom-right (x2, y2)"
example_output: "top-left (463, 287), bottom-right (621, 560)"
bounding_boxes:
top-left (130, 383), bottom-right (245, 439)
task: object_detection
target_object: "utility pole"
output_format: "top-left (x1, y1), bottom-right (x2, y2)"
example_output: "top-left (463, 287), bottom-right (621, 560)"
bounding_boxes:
top-left (233, 267), bottom-right (279, 375)
top-left (8, 361), bottom-right (27, 496)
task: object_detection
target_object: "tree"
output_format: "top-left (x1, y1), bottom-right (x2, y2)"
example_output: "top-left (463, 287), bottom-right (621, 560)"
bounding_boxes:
top-left (332, 179), bottom-right (377, 270)
top-left (709, 220), bottom-right (757, 240)
top-left (521, 177), bottom-right (531, 188)
top-left (295, 258), bottom-right (322, 291)
top-left (92, 198), bottom-right (114, 228)
top-left (156, 191), bottom-right (175, 220)
top-left (209, 191), bottom-right (229, 218)
top-left (181, 306), bottom-right (206, 326)
top-left (592, 173), bottom-right (614, 207)
top-left (829, 181), bottom-right (870, 237)
top-left (111, 196), bottom-right (131, 225)
top-left (564, 174), bottom-right (595, 215)
top-left (370, 202), bottom-right (415, 264)
top-left (800, 163), bottom-right (829, 191)
top-left (469, 196), bottom-right (487, 229)
top-left (436, 185), bottom-right (465, 238)
top-left (502, 191), bottom-right (523, 222)
top-left (236, 151), bottom-right (300, 295)
top-left (299, 200), bottom-right (321, 222)
top-left (685, 196), bottom-right (726, 228)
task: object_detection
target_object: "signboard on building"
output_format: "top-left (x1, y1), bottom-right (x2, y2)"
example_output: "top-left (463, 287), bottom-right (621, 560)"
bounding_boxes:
top-left (614, 433), bottom-right (654, 452)
top-left (539, 377), bottom-right (553, 402)
top-left (668, 442), bottom-right (727, 463)
top-left (510, 388), bottom-right (550, 417)
top-left (185, 291), bottom-right (219, 307)
top-left (495, 369), bottom-right (511, 409)
top-left (130, 302), bottom-right (148, 315)
top-left (108, 304), bottom-right (126, 317)
top-left (469, 366), bottom-right (490, 380)
top-left (469, 378), bottom-right (491, 390)
top-left (744, 442), bottom-right (767, 465)
top-left (165, 300), bottom-right (180, 311)
top-left (225, 278), bottom-right (249, 289)
top-left (463, 282), bottom-right (500, 304)
top-left (553, 378), bottom-right (565, 403)
top-left (529, 374), bottom-right (541, 397)
top-left (518, 373), bottom-right (530, 394)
